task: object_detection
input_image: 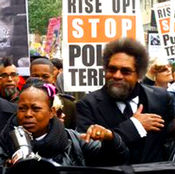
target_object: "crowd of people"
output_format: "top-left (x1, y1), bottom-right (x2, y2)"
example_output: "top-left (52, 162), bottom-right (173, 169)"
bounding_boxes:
top-left (1, 37), bottom-right (175, 173)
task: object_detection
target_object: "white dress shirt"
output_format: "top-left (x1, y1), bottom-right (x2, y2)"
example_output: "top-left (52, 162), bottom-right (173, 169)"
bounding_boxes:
top-left (116, 96), bottom-right (147, 138)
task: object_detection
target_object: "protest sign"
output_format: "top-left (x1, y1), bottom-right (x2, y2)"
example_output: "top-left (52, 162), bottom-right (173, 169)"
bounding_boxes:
top-left (170, 0), bottom-right (175, 35)
top-left (154, 1), bottom-right (175, 59)
top-left (44, 17), bottom-right (61, 58)
top-left (0, 0), bottom-right (29, 76)
top-left (62, 0), bottom-right (144, 92)
top-left (147, 31), bottom-right (162, 58)
top-left (141, 0), bottom-right (152, 25)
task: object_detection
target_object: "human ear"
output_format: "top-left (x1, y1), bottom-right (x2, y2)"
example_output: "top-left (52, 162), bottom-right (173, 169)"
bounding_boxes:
top-left (50, 106), bottom-right (57, 119)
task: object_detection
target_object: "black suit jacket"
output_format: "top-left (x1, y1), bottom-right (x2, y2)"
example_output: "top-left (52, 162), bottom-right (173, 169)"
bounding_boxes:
top-left (0, 97), bottom-right (17, 132)
top-left (76, 84), bottom-right (175, 164)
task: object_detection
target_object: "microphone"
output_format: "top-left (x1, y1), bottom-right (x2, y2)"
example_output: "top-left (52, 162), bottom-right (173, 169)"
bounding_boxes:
top-left (10, 126), bottom-right (35, 164)
top-left (8, 126), bottom-right (57, 174)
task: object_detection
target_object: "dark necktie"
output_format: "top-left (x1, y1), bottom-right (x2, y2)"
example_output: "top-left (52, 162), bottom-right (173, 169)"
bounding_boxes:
top-left (123, 101), bottom-right (133, 119)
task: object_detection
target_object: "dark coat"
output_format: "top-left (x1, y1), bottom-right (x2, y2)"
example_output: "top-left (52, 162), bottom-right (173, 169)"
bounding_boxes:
top-left (0, 116), bottom-right (128, 169)
top-left (58, 93), bottom-right (76, 129)
top-left (0, 97), bottom-right (17, 132)
top-left (142, 76), bottom-right (155, 86)
top-left (76, 83), bottom-right (175, 164)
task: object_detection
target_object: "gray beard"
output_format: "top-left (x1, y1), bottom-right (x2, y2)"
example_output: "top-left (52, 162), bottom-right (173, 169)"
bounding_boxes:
top-left (106, 79), bottom-right (132, 100)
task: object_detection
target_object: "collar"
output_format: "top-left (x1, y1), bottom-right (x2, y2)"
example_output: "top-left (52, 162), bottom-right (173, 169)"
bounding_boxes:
top-left (116, 96), bottom-right (139, 113)
top-left (35, 133), bottom-right (47, 141)
top-left (132, 96), bottom-right (139, 105)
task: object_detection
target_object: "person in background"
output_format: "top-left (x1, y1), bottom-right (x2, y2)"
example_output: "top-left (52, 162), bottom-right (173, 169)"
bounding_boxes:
top-left (0, 77), bottom-right (129, 169)
top-left (50, 58), bottom-right (63, 83)
top-left (142, 57), bottom-right (175, 109)
top-left (142, 57), bottom-right (173, 89)
top-left (0, 57), bottom-right (20, 102)
top-left (30, 58), bottom-right (76, 129)
top-left (76, 37), bottom-right (175, 164)
top-left (170, 60), bottom-right (175, 81)
top-left (56, 72), bottom-right (86, 101)
top-left (30, 57), bottom-right (54, 84)
top-left (0, 57), bottom-right (18, 132)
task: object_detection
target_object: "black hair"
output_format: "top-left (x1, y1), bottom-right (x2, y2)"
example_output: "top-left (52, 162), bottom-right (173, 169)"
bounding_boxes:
top-left (30, 58), bottom-right (54, 73)
top-left (102, 37), bottom-right (149, 79)
top-left (50, 58), bottom-right (63, 70)
top-left (0, 57), bottom-right (14, 67)
top-left (20, 77), bottom-right (55, 107)
top-left (30, 55), bottom-right (49, 63)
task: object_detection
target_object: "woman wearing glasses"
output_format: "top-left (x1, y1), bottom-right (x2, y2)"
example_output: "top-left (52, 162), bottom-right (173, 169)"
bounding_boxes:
top-left (142, 57), bottom-right (173, 89)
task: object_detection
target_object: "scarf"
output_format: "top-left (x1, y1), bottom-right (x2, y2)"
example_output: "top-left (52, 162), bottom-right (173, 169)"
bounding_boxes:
top-left (31, 117), bottom-right (69, 158)
top-left (0, 116), bottom-right (69, 159)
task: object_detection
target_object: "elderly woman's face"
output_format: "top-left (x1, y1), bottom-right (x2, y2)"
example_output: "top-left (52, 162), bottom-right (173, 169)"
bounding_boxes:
top-left (17, 87), bottom-right (54, 138)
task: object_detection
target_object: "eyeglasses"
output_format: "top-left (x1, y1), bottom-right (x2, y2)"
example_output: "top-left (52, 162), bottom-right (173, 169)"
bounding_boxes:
top-left (0, 72), bottom-right (18, 79)
top-left (154, 65), bottom-right (172, 73)
top-left (106, 66), bottom-right (136, 75)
